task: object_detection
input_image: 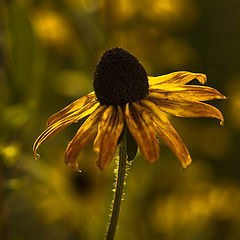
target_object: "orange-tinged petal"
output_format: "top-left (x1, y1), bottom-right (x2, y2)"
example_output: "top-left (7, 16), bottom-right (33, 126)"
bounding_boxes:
top-left (93, 106), bottom-right (124, 170)
top-left (149, 93), bottom-right (224, 125)
top-left (141, 100), bottom-right (191, 168)
top-left (148, 71), bottom-right (207, 86)
top-left (47, 92), bottom-right (96, 127)
top-left (125, 102), bottom-right (159, 164)
top-left (64, 105), bottom-right (106, 170)
top-left (33, 101), bottom-right (99, 159)
top-left (149, 84), bottom-right (227, 102)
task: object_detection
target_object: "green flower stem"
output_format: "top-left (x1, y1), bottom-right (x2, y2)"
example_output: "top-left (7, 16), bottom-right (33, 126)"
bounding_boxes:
top-left (106, 131), bottom-right (127, 240)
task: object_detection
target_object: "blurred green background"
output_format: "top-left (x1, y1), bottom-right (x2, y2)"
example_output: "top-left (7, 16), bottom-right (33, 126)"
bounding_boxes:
top-left (0, 0), bottom-right (239, 239)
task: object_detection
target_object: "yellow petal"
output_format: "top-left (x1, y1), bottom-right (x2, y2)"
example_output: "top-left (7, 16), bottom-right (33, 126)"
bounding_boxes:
top-left (93, 106), bottom-right (124, 170)
top-left (149, 93), bottom-right (224, 125)
top-left (33, 101), bottom-right (99, 159)
top-left (149, 84), bottom-right (227, 102)
top-left (141, 100), bottom-right (191, 168)
top-left (64, 105), bottom-right (106, 170)
top-left (47, 92), bottom-right (95, 127)
top-left (125, 102), bottom-right (159, 164)
top-left (148, 71), bottom-right (207, 86)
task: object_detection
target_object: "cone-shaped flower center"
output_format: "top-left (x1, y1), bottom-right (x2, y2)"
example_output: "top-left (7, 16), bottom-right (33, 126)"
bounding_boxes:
top-left (94, 48), bottom-right (149, 106)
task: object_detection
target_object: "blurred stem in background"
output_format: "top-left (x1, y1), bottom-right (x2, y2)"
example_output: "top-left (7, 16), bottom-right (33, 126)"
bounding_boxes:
top-left (101, 0), bottom-right (118, 46)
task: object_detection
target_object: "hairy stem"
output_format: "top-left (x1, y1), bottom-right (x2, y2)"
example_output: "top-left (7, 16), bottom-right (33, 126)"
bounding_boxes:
top-left (106, 131), bottom-right (127, 240)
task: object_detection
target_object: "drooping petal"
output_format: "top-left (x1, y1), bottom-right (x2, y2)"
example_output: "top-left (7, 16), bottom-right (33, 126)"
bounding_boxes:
top-left (93, 106), bottom-right (124, 170)
top-left (149, 84), bottom-right (227, 102)
top-left (64, 105), bottom-right (106, 170)
top-left (149, 94), bottom-right (224, 125)
top-left (47, 92), bottom-right (96, 127)
top-left (33, 100), bottom-right (100, 159)
top-left (141, 100), bottom-right (192, 168)
top-left (125, 102), bottom-right (159, 164)
top-left (148, 71), bottom-right (207, 86)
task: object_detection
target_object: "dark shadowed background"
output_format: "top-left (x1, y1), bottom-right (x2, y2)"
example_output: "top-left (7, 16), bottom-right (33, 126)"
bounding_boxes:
top-left (0, 0), bottom-right (240, 239)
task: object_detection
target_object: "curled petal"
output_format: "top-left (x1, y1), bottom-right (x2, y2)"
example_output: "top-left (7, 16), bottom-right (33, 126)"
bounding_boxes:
top-left (141, 100), bottom-right (191, 168)
top-left (149, 85), bottom-right (227, 102)
top-left (149, 93), bottom-right (224, 125)
top-left (93, 106), bottom-right (124, 170)
top-left (47, 92), bottom-right (96, 127)
top-left (148, 71), bottom-right (207, 86)
top-left (33, 101), bottom-right (99, 159)
top-left (125, 102), bottom-right (159, 164)
top-left (64, 106), bottom-right (106, 170)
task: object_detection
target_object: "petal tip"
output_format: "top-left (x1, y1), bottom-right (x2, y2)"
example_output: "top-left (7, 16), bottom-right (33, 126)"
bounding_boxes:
top-left (96, 156), bottom-right (112, 170)
top-left (34, 153), bottom-right (40, 160)
top-left (145, 155), bottom-right (159, 165)
top-left (67, 161), bottom-right (81, 172)
top-left (64, 151), bottom-right (80, 171)
top-left (96, 161), bottom-right (105, 170)
top-left (218, 112), bottom-right (225, 126)
top-left (222, 95), bottom-right (227, 99)
top-left (182, 163), bottom-right (191, 169)
top-left (181, 156), bottom-right (192, 169)
top-left (216, 92), bottom-right (227, 100)
top-left (197, 73), bottom-right (207, 84)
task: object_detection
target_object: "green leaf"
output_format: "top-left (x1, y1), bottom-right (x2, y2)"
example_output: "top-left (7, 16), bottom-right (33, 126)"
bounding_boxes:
top-left (6, 1), bottom-right (35, 101)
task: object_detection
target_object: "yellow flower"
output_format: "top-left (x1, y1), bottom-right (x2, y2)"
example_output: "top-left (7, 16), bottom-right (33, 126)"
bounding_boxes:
top-left (33, 48), bottom-right (226, 170)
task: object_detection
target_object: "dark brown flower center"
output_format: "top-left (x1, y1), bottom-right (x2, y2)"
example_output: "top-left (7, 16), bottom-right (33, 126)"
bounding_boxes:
top-left (93, 48), bottom-right (149, 106)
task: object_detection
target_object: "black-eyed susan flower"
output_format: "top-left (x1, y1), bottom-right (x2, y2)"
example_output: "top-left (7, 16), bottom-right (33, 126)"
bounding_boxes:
top-left (33, 47), bottom-right (226, 170)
